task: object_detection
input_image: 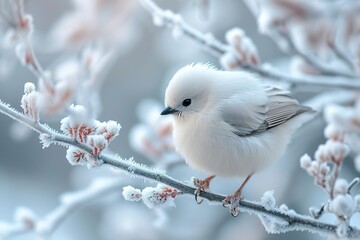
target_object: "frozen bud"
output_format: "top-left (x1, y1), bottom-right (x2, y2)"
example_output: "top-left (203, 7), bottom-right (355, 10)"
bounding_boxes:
top-left (261, 190), bottom-right (276, 210)
top-left (300, 154), bottom-right (312, 169)
top-left (329, 194), bottom-right (355, 218)
top-left (225, 28), bottom-right (245, 46)
top-left (87, 135), bottom-right (107, 156)
top-left (279, 204), bottom-right (289, 212)
top-left (96, 120), bottom-right (121, 143)
top-left (324, 123), bottom-right (344, 140)
top-left (68, 104), bottom-right (90, 125)
top-left (39, 133), bottom-right (51, 149)
top-left (66, 146), bottom-right (89, 166)
top-left (21, 82), bottom-right (40, 122)
top-left (334, 179), bottom-right (349, 197)
top-left (24, 82), bottom-right (35, 94)
top-left (220, 51), bottom-right (240, 70)
top-left (223, 28), bottom-right (259, 66)
top-left (327, 140), bottom-right (350, 163)
top-left (319, 163), bottom-right (330, 177)
top-left (19, 14), bottom-right (34, 36)
top-left (314, 144), bottom-right (325, 162)
top-left (14, 207), bottom-right (36, 228)
top-left (122, 186), bottom-right (142, 202)
top-left (308, 161), bottom-right (319, 176)
top-left (60, 105), bottom-right (96, 142)
top-left (141, 184), bottom-right (177, 209)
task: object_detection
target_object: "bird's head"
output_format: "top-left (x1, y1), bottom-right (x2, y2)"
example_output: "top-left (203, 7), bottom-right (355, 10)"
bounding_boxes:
top-left (161, 64), bottom-right (215, 119)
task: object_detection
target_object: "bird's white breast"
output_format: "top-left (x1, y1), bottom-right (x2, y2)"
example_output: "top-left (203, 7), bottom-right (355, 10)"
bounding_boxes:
top-left (172, 110), bottom-right (309, 177)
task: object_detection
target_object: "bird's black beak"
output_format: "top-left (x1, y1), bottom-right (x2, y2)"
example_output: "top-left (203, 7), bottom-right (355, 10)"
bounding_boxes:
top-left (161, 107), bottom-right (179, 115)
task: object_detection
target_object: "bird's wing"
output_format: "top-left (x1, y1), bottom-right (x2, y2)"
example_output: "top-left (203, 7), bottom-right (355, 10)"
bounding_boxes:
top-left (221, 86), bottom-right (312, 136)
top-left (265, 86), bottom-right (313, 130)
top-left (220, 91), bottom-right (268, 136)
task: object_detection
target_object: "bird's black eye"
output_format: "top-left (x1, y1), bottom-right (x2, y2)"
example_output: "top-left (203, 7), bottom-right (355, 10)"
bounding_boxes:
top-left (182, 99), bottom-right (191, 107)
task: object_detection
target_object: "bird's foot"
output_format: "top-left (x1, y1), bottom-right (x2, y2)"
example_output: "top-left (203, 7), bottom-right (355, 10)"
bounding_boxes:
top-left (222, 173), bottom-right (253, 217)
top-left (192, 175), bottom-right (216, 204)
top-left (222, 192), bottom-right (243, 217)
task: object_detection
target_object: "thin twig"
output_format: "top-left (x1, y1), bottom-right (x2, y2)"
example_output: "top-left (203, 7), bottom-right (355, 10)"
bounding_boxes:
top-left (348, 177), bottom-right (360, 194)
top-left (137, 0), bottom-right (360, 90)
top-left (329, 160), bottom-right (342, 199)
top-left (9, 0), bottom-right (53, 91)
top-left (332, 42), bottom-right (356, 72)
top-left (1, 178), bottom-right (124, 238)
top-left (281, 32), bottom-right (356, 78)
top-left (0, 100), bottom-right (359, 238)
top-left (36, 178), bottom-right (123, 238)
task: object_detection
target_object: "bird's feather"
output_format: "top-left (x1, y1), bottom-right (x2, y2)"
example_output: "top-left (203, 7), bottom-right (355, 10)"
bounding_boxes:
top-left (222, 86), bottom-right (313, 136)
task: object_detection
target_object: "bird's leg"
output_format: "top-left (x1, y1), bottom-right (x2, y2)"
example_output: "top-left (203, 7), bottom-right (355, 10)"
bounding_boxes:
top-left (192, 175), bottom-right (216, 204)
top-left (223, 173), bottom-right (253, 217)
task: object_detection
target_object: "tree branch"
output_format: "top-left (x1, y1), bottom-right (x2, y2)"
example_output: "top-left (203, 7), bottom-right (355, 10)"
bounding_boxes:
top-left (0, 178), bottom-right (123, 238)
top-left (36, 178), bottom-right (123, 238)
top-left (280, 32), bottom-right (356, 78)
top-left (137, 0), bottom-right (360, 91)
top-left (0, 100), bottom-right (359, 238)
top-left (9, 0), bottom-right (53, 91)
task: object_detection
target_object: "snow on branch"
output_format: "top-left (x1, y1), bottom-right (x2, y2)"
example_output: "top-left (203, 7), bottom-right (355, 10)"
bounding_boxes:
top-left (250, 0), bottom-right (359, 76)
top-left (6, 0), bottom-right (52, 89)
top-left (137, 0), bottom-right (360, 91)
top-left (300, 93), bottom-right (360, 237)
top-left (0, 178), bottom-right (123, 239)
top-left (1, 0), bottom-right (121, 118)
top-left (0, 96), bottom-right (360, 239)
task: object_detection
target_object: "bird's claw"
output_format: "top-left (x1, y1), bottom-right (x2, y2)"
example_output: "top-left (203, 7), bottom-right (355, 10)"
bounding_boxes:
top-left (192, 177), bottom-right (212, 205)
top-left (194, 188), bottom-right (204, 204)
top-left (222, 195), bottom-right (232, 208)
top-left (222, 193), bottom-right (243, 217)
top-left (231, 207), bottom-right (240, 217)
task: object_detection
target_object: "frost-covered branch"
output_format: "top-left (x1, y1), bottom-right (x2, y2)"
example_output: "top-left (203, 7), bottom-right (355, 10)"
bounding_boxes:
top-left (280, 32), bottom-right (356, 78)
top-left (137, 0), bottom-right (360, 91)
top-left (8, 0), bottom-right (53, 90)
top-left (300, 93), bottom-right (360, 237)
top-left (0, 178), bottom-right (123, 239)
top-left (1, 0), bottom-right (127, 117)
top-left (0, 98), bottom-right (360, 238)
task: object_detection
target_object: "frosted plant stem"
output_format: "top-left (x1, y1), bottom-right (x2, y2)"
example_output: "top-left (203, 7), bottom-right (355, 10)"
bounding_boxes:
top-left (329, 162), bottom-right (342, 199)
top-left (280, 32), bottom-right (356, 78)
top-left (1, 100), bottom-right (360, 238)
top-left (36, 179), bottom-right (123, 238)
top-left (137, 0), bottom-right (360, 90)
top-left (10, 0), bottom-right (53, 91)
top-left (332, 43), bottom-right (356, 73)
top-left (0, 178), bottom-right (124, 238)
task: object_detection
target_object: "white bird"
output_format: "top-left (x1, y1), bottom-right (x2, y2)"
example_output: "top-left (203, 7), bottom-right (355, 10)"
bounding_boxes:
top-left (161, 64), bottom-right (314, 216)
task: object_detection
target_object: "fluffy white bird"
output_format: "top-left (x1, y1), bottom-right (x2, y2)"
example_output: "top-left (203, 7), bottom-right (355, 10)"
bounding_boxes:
top-left (161, 64), bottom-right (314, 216)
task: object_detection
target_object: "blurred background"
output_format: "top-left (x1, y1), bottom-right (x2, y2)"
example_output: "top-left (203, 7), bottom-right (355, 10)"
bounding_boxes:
top-left (0, 0), bottom-right (359, 239)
